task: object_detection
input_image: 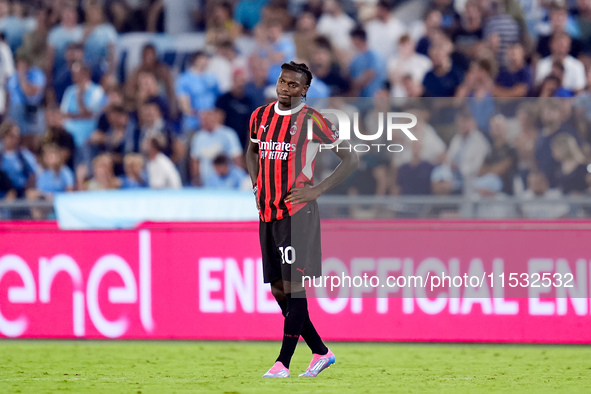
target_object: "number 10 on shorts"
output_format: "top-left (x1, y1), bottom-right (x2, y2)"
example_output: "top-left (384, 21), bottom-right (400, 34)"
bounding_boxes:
top-left (278, 246), bottom-right (296, 265)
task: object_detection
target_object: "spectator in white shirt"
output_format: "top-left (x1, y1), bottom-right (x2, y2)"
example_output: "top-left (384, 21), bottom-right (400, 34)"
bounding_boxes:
top-left (317, 0), bottom-right (355, 53)
top-left (521, 171), bottom-right (569, 218)
top-left (446, 107), bottom-right (491, 183)
top-left (365, 0), bottom-right (406, 61)
top-left (535, 32), bottom-right (586, 93)
top-left (388, 34), bottom-right (432, 97)
top-left (144, 135), bottom-right (182, 189)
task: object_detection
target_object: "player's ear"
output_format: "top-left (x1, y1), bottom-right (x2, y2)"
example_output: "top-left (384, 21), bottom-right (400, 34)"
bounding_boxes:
top-left (302, 85), bottom-right (310, 98)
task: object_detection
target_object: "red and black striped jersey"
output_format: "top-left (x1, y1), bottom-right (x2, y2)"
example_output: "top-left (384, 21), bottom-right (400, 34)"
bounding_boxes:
top-left (250, 101), bottom-right (341, 222)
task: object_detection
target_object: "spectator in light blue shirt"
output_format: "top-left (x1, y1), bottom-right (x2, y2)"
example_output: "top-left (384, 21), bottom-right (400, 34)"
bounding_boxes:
top-left (82, 3), bottom-right (118, 82)
top-left (7, 49), bottom-right (46, 140)
top-left (0, 1), bottom-right (34, 53)
top-left (48, 5), bottom-right (83, 81)
top-left (0, 120), bottom-right (39, 198)
top-left (257, 20), bottom-right (296, 84)
top-left (176, 51), bottom-right (220, 134)
top-left (35, 143), bottom-right (75, 197)
top-left (349, 27), bottom-right (386, 98)
top-left (204, 154), bottom-right (248, 190)
top-left (190, 110), bottom-right (243, 186)
top-left (61, 62), bottom-right (106, 150)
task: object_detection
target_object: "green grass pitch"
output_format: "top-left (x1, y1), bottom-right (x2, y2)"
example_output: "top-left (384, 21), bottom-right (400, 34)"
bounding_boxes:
top-left (1, 341), bottom-right (590, 393)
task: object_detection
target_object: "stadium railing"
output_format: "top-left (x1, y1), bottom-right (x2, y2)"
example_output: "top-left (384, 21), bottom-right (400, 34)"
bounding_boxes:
top-left (1, 195), bottom-right (590, 221)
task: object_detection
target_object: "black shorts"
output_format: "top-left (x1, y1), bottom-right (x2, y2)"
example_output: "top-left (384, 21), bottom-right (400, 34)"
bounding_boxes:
top-left (259, 200), bottom-right (322, 284)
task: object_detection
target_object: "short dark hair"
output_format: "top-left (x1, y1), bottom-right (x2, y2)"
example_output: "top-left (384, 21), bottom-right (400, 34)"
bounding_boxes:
top-left (280, 61), bottom-right (313, 86)
top-left (350, 26), bottom-right (367, 41)
top-left (109, 105), bottom-right (127, 115)
top-left (213, 154), bottom-right (229, 166)
top-left (378, 0), bottom-right (395, 11)
top-left (192, 50), bottom-right (209, 63)
top-left (314, 36), bottom-right (332, 51)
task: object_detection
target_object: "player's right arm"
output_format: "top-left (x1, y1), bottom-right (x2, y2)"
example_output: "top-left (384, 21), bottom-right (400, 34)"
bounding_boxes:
top-left (246, 110), bottom-right (261, 211)
top-left (246, 138), bottom-right (259, 187)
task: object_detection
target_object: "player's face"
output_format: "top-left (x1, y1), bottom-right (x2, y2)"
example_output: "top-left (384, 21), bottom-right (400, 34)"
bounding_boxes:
top-left (276, 70), bottom-right (309, 108)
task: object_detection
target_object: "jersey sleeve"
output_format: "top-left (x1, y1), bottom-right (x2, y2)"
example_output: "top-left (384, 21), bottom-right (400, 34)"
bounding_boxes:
top-left (310, 112), bottom-right (341, 145)
top-left (249, 108), bottom-right (260, 143)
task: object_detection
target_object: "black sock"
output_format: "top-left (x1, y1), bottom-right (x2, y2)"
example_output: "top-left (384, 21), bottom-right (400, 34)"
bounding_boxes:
top-left (276, 292), bottom-right (308, 369)
top-left (277, 298), bottom-right (328, 356)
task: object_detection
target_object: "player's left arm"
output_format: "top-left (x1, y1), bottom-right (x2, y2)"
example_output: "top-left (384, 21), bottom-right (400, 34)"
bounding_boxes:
top-left (286, 140), bottom-right (359, 204)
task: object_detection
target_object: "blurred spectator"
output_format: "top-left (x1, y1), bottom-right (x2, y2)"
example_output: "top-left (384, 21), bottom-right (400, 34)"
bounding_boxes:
top-left (521, 170), bottom-right (569, 218)
top-left (535, 32), bottom-right (586, 93)
top-left (537, 3), bottom-right (582, 59)
top-left (446, 107), bottom-right (491, 188)
top-left (0, 0), bottom-right (34, 53)
top-left (234, 0), bottom-right (268, 32)
top-left (416, 9), bottom-right (443, 56)
top-left (257, 20), bottom-right (295, 84)
top-left (88, 104), bottom-right (131, 175)
top-left (61, 62), bottom-right (106, 150)
top-left (203, 153), bottom-right (248, 189)
top-left (206, 2), bottom-right (241, 44)
top-left (176, 51), bottom-right (220, 134)
top-left (366, 0), bottom-right (405, 61)
top-left (514, 102), bottom-right (539, 186)
top-left (21, 7), bottom-right (50, 68)
top-left (0, 120), bottom-right (38, 198)
top-left (293, 11), bottom-right (318, 63)
top-left (0, 32), bottom-right (14, 117)
top-left (349, 27), bottom-right (386, 98)
top-left (431, 164), bottom-right (460, 195)
top-left (456, 58), bottom-right (497, 136)
top-left (310, 36), bottom-right (350, 96)
top-left (43, 119), bottom-right (76, 171)
top-left (244, 56), bottom-right (269, 108)
top-left (156, 0), bottom-right (201, 35)
top-left (535, 99), bottom-right (574, 187)
top-left (422, 33), bottom-right (464, 97)
top-left (452, 0), bottom-right (483, 58)
top-left (47, 5), bottom-right (83, 85)
top-left (551, 133), bottom-right (589, 195)
top-left (30, 143), bottom-right (75, 199)
top-left (52, 43), bottom-right (84, 104)
top-left (395, 140), bottom-right (434, 195)
top-left (105, 0), bottom-right (146, 33)
top-left (576, 0), bottom-right (591, 52)
top-left (119, 153), bottom-right (148, 189)
top-left (135, 71), bottom-right (169, 120)
top-left (494, 43), bottom-right (531, 97)
top-left (482, 0), bottom-right (520, 68)
top-left (83, 2), bottom-right (118, 83)
top-left (317, 0), bottom-right (355, 54)
top-left (430, 0), bottom-right (458, 34)
top-left (144, 135), bottom-right (182, 189)
top-left (7, 49), bottom-right (46, 149)
top-left (391, 103), bottom-right (446, 166)
top-left (130, 98), bottom-right (176, 159)
top-left (83, 153), bottom-right (121, 191)
top-left (388, 34), bottom-right (432, 98)
top-left (207, 40), bottom-right (247, 94)
top-left (476, 115), bottom-right (518, 194)
top-left (190, 110), bottom-right (242, 186)
top-left (216, 69), bottom-right (255, 150)
top-left (126, 44), bottom-right (176, 118)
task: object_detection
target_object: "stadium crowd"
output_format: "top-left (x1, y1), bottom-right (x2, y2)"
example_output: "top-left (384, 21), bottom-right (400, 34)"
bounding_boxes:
top-left (0, 0), bottom-right (590, 218)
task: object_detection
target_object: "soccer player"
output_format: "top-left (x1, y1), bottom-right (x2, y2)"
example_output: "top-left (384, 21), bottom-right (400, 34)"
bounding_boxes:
top-left (246, 61), bottom-right (359, 378)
